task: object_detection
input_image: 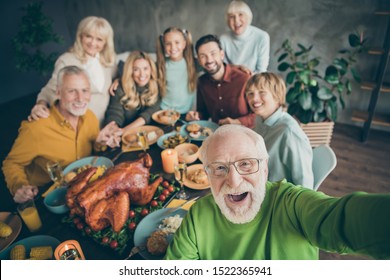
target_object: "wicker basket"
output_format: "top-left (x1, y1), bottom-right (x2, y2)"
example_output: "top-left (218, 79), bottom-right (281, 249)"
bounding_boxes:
top-left (300, 122), bottom-right (334, 148)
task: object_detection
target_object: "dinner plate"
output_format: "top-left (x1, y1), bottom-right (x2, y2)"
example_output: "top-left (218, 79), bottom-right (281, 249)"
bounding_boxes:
top-left (63, 156), bottom-right (114, 176)
top-left (184, 164), bottom-right (210, 190)
top-left (180, 120), bottom-right (219, 141)
top-left (122, 125), bottom-right (164, 146)
top-left (157, 131), bottom-right (189, 150)
top-left (0, 235), bottom-right (60, 260)
top-left (0, 212), bottom-right (22, 254)
top-left (152, 110), bottom-right (180, 125)
top-left (133, 208), bottom-right (187, 260)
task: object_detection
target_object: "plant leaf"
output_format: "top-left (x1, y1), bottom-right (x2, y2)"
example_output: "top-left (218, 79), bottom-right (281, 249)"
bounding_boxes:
top-left (278, 62), bottom-right (290, 71)
top-left (286, 84), bottom-right (301, 103)
top-left (298, 90), bottom-right (312, 110)
top-left (326, 99), bottom-right (338, 121)
top-left (349, 33), bottom-right (360, 47)
top-left (298, 70), bottom-right (310, 84)
top-left (317, 87), bottom-right (334, 100)
top-left (277, 53), bottom-right (288, 62)
top-left (324, 66), bottom-right (339, 84)
top-left (286, 72), bottom-right (296, 84)
top-left (351, 68), bottom-right (361, 82)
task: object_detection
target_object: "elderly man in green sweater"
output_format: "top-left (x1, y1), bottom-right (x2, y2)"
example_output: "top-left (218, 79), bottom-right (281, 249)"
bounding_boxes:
top-left (164, 124), bottom-right (390, 260)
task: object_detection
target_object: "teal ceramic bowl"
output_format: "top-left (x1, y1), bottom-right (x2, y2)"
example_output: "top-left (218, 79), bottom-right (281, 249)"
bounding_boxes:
top-left (44, 187), bottom-right (69, 214)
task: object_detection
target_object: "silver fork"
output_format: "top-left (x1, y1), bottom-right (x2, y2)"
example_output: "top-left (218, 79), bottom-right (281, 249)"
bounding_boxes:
top-left (124, 245), bottom-right (146, 259)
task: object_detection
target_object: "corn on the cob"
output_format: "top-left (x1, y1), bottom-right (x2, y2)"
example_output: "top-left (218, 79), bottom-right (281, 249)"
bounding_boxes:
top-left (30, 246), bottom-right (53, 260)
top-left (41, 181), bottom-right (60, 197)
top-left (10, 244), bottom-right (26, 260)
top-left (0, 221), bottom-right (13, 238)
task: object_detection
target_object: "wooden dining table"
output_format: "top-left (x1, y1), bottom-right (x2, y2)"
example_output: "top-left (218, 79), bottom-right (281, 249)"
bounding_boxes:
top-left (0, 121), bottom-right (211, 260)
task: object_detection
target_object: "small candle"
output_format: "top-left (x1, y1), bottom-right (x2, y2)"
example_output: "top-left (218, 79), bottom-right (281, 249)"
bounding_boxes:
top-left (161, 149), bottom-right (178, 173)
top-left (54, 240), bottom-right (85, 260)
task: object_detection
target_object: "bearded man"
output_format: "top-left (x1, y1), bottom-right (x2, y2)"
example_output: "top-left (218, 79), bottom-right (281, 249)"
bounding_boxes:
top-left (164, 124), bottom-right (390, 260)
top-left (185, 34), bottom-right (255, 128)
top-left (3, 66), bottom-right (121, 203)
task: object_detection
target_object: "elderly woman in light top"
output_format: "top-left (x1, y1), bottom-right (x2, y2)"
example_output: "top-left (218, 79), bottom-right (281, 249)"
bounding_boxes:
top-left (220, 0), bottom-right (270, 73)
top-left (245, 72), bottom-right (314, 189)
top-left (29, 16), bottom-right (117, 125)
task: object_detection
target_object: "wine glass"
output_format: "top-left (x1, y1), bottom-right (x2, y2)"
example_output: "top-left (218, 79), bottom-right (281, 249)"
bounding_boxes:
top-left (137, 130), bottom-right (149, 152)
top-left (46, 160), bottom-right (65, 186)
top-left (167, 107), bottom-right (179, 133)
top-left (174, 162), bottom-right (189, 199)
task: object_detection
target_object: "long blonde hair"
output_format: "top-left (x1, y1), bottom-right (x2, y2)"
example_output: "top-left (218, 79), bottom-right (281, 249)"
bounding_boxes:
top-left (70, 16), bottom-right (116, 67)
top-left (120, 51), bottom-right (159, 110)
top-left (156, 27), bottom-right (197, 96)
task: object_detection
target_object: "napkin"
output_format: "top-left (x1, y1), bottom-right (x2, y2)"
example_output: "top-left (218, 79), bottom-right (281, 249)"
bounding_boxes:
top-left (166, 199), bottom-right (196, 210)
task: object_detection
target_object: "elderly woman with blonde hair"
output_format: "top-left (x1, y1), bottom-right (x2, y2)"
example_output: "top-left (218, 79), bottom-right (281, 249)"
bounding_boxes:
top-left (220, 0), bottom-right (270, 73)
top-left (104, 51), bottom-right (160, 132)
top-left (29, 16), bottom-right (117, 125)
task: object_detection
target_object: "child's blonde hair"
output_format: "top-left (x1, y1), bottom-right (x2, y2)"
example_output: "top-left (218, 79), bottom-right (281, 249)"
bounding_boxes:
top-left (245, 72), bottom-right (286, 106)
top-left (70, 16), bottom-right (116, 67)
top-left (120, 51), bottom-right (159, 110)
top-left (156, 27), bottom-right (197, 96)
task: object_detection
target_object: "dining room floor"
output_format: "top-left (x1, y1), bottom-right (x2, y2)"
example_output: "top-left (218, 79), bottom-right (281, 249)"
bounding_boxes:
top-left (1, 93), bottom-right (389, 260)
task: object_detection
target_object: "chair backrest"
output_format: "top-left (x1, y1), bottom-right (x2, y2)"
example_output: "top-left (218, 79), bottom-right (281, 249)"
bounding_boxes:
top-left (312, 145), bottom-right (337, 191)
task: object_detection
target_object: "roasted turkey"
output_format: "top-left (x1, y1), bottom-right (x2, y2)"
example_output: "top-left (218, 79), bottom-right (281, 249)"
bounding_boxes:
top-left (66, 153), bottom-right (163, 232)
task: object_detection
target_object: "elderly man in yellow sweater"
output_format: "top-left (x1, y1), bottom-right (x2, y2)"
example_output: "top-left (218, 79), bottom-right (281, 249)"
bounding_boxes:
top-left (3, 65), bottom-right (122, 203)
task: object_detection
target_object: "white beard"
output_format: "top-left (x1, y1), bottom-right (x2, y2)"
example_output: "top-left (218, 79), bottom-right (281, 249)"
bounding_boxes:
top-left (65, 102), bottom-right (88, 116)
top-left (212, 179), bottom-right (266, 224)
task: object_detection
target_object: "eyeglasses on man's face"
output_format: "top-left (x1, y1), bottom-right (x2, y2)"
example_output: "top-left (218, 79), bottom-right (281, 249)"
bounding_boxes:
top-left (205, 158), bottom-right (263, 178)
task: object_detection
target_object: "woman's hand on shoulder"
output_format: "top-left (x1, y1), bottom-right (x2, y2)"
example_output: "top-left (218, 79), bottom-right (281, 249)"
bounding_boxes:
top-left (28, 103), bottom-right (50, 122)
top-left (109, 78), bottom-right (120, 96)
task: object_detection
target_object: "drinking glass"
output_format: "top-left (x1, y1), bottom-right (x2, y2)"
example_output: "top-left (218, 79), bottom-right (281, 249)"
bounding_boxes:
top-left (137, 130), bottom-right (149, 152)
top-left (46, 160), bottom-right (65, 185)
top-left (17, 199), bottom-right (42, 232)
top-left (167, 107), bottom-right (179, 132)
top-left (174, 162), bottom-right (189, 199)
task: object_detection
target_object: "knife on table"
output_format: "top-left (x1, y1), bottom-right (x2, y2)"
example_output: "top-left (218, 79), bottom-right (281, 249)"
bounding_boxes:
top-left (164, 196), bottom-right (200, 215)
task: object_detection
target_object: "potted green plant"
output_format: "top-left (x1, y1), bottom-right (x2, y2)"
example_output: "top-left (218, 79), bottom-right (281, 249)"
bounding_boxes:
top-left (275, 32), bottom-right (366, 146)
top-left (13, 1), bottom-right (63, 78)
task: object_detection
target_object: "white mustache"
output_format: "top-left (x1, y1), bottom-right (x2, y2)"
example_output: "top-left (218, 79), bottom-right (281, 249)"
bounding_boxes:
top-left (219, 181), bottom-right (253, 195)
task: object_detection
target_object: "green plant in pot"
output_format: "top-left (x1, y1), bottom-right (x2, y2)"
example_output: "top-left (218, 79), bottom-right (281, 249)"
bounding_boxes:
top-left (275, 32), bottom-right (366, 124)
top-left (13, 2), bottom-right (63, 77)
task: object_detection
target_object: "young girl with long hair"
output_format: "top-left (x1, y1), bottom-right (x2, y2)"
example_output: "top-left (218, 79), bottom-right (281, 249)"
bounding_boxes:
top-left (156, 27), bottom-right (198, 114)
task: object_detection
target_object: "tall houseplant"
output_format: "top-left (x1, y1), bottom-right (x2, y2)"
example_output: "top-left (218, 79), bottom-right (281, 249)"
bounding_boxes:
top-left (13, 2), bottom-right (63, 77)
top-left (275, 32), bottom-right (366, 124)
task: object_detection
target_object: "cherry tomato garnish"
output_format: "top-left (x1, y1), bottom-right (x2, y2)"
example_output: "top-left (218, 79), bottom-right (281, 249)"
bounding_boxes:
top-left (128, 222), bottom-right (137, 230)
top-left (76, 222), bottom-right (84, 230)
top-left (84, 226), bottom-right (92, 235)
top-left (140, 208), bottom-right (149, 216)
top-left (129, 210), bottom-right (136, 218)
top-left (162, 181), bottom-right (170, 188)
top-left (110, 240), bottom-right (118, 249)
top-left (162, 189), bottom-right (170, 196)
